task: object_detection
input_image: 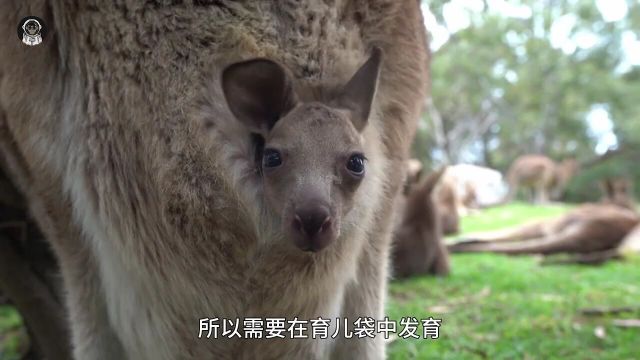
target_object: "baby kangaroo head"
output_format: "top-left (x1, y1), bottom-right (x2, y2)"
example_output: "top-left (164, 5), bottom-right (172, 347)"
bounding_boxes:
top-left (222, 48), bottom-right (382, 252)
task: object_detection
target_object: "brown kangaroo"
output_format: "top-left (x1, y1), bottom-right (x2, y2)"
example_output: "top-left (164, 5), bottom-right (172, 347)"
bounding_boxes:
top-left (620, 223), bottom-right (640, 254)
top-left (221, 49), bottom-right (383, 253)
top-left (0, 1), bottom-right (430, 359)
top-left (505, 155), bottom-right (579, 203)
top-left (402, 160), bottom-right (459, 235)
top-left (434, 174), bottom-right (461, 235)
top-left (449, 178), bottom-right (639, 257)
top-left (553, 217), bottom-right (640, 265)
top-left (404, 158), bottom-right (424, 194)
top-left (392, 168), bottom-right (450, 278)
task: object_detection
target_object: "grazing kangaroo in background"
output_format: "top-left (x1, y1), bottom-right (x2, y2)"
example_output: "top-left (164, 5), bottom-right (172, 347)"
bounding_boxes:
top-left (392, 168), bottom-right (451, 278)
top-left (549, 158), bottom-right (580, 200)
top-left (449, 178), bottom-right (639, 258)
top-left (0, 1), bottom-right (430, 359)
top-left (505, 155), bottom-right (579, 204)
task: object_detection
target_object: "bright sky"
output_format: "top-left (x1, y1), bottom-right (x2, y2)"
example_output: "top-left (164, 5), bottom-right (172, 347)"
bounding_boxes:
top-left (421, 0), bottom-right (639, 64)
top-left (586, 105), bottom-right (619, 154)
top-left (420, 0), bottom-right (636, 155)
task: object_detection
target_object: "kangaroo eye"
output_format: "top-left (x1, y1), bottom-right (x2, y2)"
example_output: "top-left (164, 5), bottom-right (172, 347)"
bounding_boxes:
top-left (262, 149), bottom-right (282, 168)
top-left (346, 154), bottom-right (366, 176)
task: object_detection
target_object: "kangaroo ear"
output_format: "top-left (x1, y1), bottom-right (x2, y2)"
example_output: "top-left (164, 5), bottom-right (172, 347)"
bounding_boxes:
top-left (222, 59), bottom-right (298, 135)
top-left (335, 47), bottom-right (383, 132)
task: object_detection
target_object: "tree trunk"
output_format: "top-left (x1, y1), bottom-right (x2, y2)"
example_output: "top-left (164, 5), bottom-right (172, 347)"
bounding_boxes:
top-left (481, 130), bottom-right (493, 168)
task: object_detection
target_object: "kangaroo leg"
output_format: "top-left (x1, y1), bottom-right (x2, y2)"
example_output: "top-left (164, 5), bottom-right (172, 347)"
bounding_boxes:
top-left (535, 183), bottom-right (549, 204)
top-left (528, 187), bottom-right (534, 203)
top-left (451, 225), bottom-right (587, 255)
top-left (504, 171), bottom-right (518, 203)
top-left (450, 220), bottom-right (548, 251)
top-left (542, 186), bottom-right (551, 204)
top-left (428, 240), bottom-right (451, 276)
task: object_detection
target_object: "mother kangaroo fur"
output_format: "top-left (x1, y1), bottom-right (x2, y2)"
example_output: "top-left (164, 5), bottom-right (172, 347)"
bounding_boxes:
top-left (0, 1), bottom-right (430, 359)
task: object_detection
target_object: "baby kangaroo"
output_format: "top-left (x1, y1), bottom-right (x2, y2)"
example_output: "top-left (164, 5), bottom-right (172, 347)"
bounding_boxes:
top-left (392, 167), bottom-right (451, 278)
top-left (222, 48), bottom-right (382, 252)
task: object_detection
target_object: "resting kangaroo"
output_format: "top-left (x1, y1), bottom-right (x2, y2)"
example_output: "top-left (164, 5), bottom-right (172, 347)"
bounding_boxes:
top-left (392, 168), bottom-right (451, 278)
top-left (449, 178), bottom-right (639, 257)
top-left (0, 1), bottom-right (430, 359)
top-left (620, 223), bottom-right (640, 254)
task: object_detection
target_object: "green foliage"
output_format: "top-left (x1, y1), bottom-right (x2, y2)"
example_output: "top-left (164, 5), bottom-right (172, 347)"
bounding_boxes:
top-left (0, 306), bottom-right (26, 360)
top-left (565, 153), bottom-right (640, 202)
top-left (388, 203), bottom-right (640, 359)
top-left (417, 0), bottom-right (640, 191)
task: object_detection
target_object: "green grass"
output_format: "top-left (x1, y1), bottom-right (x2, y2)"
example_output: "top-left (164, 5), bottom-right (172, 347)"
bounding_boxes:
top-left (388, 202), bottom-right (640, 359)
top-left (458, 202), bottom-right (572, 235)
top-left (1, 203), bottom-right (638, 359)
top-left (0, 305), bottom-right (27, 360)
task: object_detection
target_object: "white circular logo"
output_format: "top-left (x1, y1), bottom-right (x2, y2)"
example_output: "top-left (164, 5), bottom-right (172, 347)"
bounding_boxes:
top-left (17, 16), bottom-right (46, 47)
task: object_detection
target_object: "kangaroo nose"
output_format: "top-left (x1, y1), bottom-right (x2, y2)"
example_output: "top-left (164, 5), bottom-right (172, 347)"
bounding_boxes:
top-left (293, 207), bottom-right (331, 237)
top-left (292, 206), bottom-right (333, 251)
